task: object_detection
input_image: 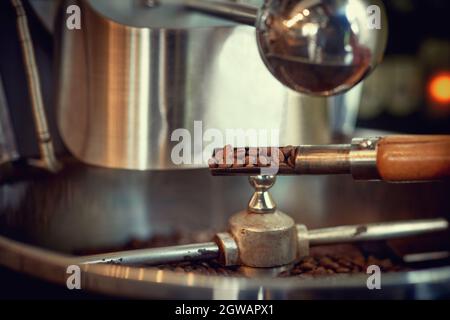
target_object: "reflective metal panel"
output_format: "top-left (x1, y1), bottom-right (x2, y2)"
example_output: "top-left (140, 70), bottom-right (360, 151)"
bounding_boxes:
top-left (55, 0), bottom-right (330, 170)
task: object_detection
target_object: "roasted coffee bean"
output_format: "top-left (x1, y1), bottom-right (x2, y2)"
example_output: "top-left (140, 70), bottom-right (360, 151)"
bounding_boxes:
top-left (224, 144), bottom-right (233, 155)
top-left (337, 258), bottom-right (353, 268)
top-left (278, 150), bottom-right (285, 163)
top-left (224, 145), bottom-right (234, 165)
top-left (352, 257), bottom-right (366, 268)
top-left (288, 148), bottom-right (297, 168)
top-left (214, 149), bottom-right (224, 164)
top-left (248, 147), bottom-right (258, 157)
top-left (235, 148), bottom-right (246, 167)
top-left (290, 148), bottom-right (296, 158)
top-left (281, 146), bottom-right (293, 157)
top-left (234, 161), bottom-right (245, 168)
top-left (208, 158), bottom-right (218, 168)
top-left (319, 257), bottom-right (340, 270)
top-left (312, 266), bottom-right (328, 275)
top-left (259, 147), bottom-right (269, 157)
top-left (268, 149), bottom-right (284, 166)
top-left (287, 155), bottom-right (295, 168)
top-left (299, 262), bottom-right (316, 271)
top-left (336, 267), bottom-right (351, 273)
top-left (303, 257), bottom-right (316, 264)
top-left (245, 156), bottom-right (256, 167)
top-left (257, 155), bottom-right (270, 166)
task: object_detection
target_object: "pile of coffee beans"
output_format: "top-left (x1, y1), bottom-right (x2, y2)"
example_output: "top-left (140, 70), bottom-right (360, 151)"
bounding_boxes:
top-left (208, 145), bottom-right (297, 169)
top-left (280, 246), bottom-right (403, 278)
top-left (156, 254), bottom-right (401, 278)
top-left (156, 260), bottom-right (241, 277)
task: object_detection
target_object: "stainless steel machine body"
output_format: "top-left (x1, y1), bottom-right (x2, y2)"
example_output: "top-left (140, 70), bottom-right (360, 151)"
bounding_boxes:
top-left (55, 0), bottom-right (331, 170)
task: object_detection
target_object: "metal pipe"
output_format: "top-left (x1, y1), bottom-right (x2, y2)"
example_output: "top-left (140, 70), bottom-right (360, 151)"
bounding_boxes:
top-left (210, 136), bottom-right (450, 181)
top-left (78, 242), bottom-right (220, 265)
top-left (307, 219), bottom-right (449, 245)
top-left (295, 145), bottom-right (351, 175)
top-left (184, 0), bottom-right (258, 26)
top-left (402, 251), bottom-right (450, 264)
top-left (11, 0), bottom-right (60, 172)
top-left (76, 219), bottom-right (448, 267)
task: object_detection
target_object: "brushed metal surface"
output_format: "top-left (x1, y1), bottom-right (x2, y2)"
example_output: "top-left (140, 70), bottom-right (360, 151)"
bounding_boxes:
top-left (55, 0), bottom-right (331, 170)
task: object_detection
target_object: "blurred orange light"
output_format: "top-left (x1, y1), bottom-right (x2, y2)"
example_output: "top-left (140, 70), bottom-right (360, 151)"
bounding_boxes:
top-left (429, 73), bottom-right (450, 104)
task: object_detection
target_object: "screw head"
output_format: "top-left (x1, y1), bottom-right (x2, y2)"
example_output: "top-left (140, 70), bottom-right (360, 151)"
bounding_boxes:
top-left (248, 175), bottom-right (276, 191)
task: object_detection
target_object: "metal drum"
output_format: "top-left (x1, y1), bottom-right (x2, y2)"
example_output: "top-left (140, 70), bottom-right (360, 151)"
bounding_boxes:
top-left (1, 157), bottom-right (450, 299)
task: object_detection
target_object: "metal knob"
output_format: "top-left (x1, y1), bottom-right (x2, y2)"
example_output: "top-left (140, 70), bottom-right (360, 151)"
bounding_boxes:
top-left (185, 0), bottom-right (388, 96)
top-left (248, 175), bottom-right (277, 213)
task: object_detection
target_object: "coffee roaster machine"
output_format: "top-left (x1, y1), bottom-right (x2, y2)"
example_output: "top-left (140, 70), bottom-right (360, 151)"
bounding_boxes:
top-left (1, 0), bottom-right (450, 299)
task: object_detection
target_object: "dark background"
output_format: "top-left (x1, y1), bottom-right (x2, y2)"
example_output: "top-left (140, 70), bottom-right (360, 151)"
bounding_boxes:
top-left (357, 0), bottom-right (450, 133)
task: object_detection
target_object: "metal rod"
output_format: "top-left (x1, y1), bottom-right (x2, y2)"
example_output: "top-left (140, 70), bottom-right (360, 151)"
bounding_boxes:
top-left (76, 219), bottom-right (447, 267)
top-left (403, 251), bottom-right (450, 264)
top-left (11, 0), bottom-right (60, 172)
top-left (184, 0), bottom-right (258, 26)
top-left (295, 145), bottom-right (351, 175)
top-left (0, 74), bottom-right (18, 166)
top-left (78, 242), bottom-right (220, 265)
top-left (307, 219), bottom-right (449, 245)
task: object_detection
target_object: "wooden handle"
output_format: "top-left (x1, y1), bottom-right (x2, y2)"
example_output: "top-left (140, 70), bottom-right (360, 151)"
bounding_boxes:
top-left (376, 135), bottom-right (450, 182)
